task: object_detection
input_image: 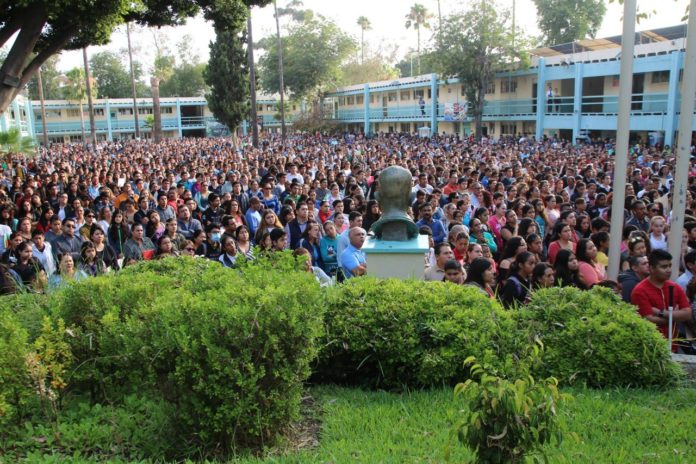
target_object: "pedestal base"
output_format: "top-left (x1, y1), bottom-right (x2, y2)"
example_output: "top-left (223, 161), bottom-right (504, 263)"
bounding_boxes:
top-left (362, 235), bottom-right (429, 279)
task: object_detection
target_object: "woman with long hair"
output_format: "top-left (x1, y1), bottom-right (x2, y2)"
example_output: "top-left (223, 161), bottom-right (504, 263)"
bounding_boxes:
top-left (553, 249), bottom-right (581, 288)
top-left (468, 217), bottom-right (498, 255)
top-left (497, 236), bottom-right (528, 282)
top-left (299, 220), bottom-right (322, 268)
top-left (48, 254), bottom-right (87, 289)
top-left (547, 221), bottom-right (576, 265)
top-left (575, 237), bottom-right (605, 289)
top-left (254, 209), bottom-right (283, 244)
top-left (362, 200), bottom-right (381, 233)
top-left (500, 251), bottom-right (535, 308)
top-left (532, 262), bottom-right (555, 290)
top-left (465, 258), bottom-right (496, 298)
top-left (11, 240), bottom-right (46, 290)
top-left (79, 241), bottom-right (106, 277)
top-left (224, 199), bottom-right (246, 228)
top-left (90, 224), bottom-right (119, 271)
top-left (16, 216), bottom-right (32, 241)
top-left (108, 209), bottom-right (131, 258)
top-left (145, 210), bottom-right (165, 241)
top-left (34, 207), bottom-right (54, 234)
top-left (234, 225), bottom-right (254, 260)
top-left (155, 234), bottom-right (179, 259)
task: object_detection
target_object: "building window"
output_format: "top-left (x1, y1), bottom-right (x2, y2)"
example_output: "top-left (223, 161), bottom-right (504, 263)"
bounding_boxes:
top-left (257, 105), bottom-right (264, 112)
top-left (388, 92), bottom-right (397, 102)
top-left (500, 79), bottom-right (517, 94)
top-left (338, 97), bottom-right (345, 106)
top-left (67, 109), bottom-right (81, 117)
top-left (138, 107), bottom-right (153, 115)
top-left (347, 96), bottom-right (355, 105)
top-left (47, 109), bottom-right (62, 118)
top-left (369, 94), bottom-right (375, 103)
top-left (400, 90), bottom-right (410, 101)
top-left (93, 108), bottom-right (105, 116)
top-left (69, 135), bottom-right (83, 142)
top-left (485, 81), bottom-right (495, 94)
top-left (162, 107), bottom-right (173, 114)
top-left (118, 108), bottom-right (134, 116)
top-left (400, 123), bottom-right (411, 132)
top-left (651, 71), bottom-right (669, 84)
top-left (413, 89), bottom-right (424, 99)
top-left (501, 123), bottom-right (517, 135)
top-left (356, 95), bottom-right (364, 105)
top-left (612, 75), bottom-right (620, 87)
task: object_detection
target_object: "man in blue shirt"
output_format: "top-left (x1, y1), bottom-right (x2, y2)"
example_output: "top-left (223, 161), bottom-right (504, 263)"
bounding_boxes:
top-left (416, 204), bottom-right (446, 245)
top-left (340, 227), bottom-right (367, 279)
top-left (245, 197), bottom-right (263, 235)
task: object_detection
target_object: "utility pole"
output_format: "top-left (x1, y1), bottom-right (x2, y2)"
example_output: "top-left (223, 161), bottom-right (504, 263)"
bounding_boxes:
top-left (607, 0), bottom-right (636, 280)
top-left (36, 67), bottom-right (49, 147)
top-left (273, 0), bottom-right (287, 141)
top-left (126, 22), bottom-right (140, 139)
top-left (82, 47), bottom-right (97, 147)
top-left (667, 0), bottom-right (696, 279)
top-left (247, 8), bottom-right (259, 148)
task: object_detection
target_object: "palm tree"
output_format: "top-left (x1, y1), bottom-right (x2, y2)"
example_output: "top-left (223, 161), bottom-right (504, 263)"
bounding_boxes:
top-left (82, 47), bottom-right (97, 146)
top-left (126, 22), bottom-right (140, 139)
top-left (273, 0), bottom-right (287, 141)
top-left (0, 128), bottom-right (35, 160)
top-left (405, 3), bottom-right (433, 75)
top-left (63, 67), bottom-right (88, 144)
top-left (357, 16), bottom-right (371, 64)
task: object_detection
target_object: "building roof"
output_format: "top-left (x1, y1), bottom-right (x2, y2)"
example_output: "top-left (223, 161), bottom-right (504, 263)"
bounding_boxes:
top-left (531, 24), bottom-right (687, 57)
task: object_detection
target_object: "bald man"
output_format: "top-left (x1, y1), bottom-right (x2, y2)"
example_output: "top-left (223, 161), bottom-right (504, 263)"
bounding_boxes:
top-left (340, 227), bottom-right (367, 278)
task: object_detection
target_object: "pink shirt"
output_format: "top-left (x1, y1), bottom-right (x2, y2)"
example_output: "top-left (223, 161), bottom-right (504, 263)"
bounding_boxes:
top-left (577, 261), bottom-right (605, 288)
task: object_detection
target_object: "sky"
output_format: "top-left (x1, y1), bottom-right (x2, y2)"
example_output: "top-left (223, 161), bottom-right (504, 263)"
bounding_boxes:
top-left (52, 0), bottom-right (689, 73)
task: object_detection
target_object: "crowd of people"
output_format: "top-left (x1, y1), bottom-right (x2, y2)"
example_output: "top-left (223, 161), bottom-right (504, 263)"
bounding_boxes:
top-left (1, 132), bottom-right (696, 349)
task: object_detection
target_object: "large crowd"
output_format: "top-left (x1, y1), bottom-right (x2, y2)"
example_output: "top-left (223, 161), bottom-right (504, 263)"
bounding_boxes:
top-left (1, 132), bottom-right (696, 350)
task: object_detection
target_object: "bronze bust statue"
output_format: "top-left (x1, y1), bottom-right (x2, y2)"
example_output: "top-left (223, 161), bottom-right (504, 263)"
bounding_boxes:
top-left (370, 165), bottom-right (419, 241)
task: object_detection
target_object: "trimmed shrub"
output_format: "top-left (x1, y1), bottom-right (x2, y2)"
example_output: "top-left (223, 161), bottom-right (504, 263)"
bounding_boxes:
top-left (0, 310), bottom-right (34, 428)
top-left (517, 286), bottom-right (683, 387)
top-left (50, 255), bottom-right (325, 453)
top-left (316, 278), bottom-right (520, 388)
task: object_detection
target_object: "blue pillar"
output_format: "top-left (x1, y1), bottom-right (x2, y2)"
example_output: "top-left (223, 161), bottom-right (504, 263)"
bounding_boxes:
top-left (12, 99), bottom-right (21, 130)
top-left (24, 99), bottom-right (36, 140)
top-left (664, 51), bottom-right (682, 147)
top-left (363, 84), bottom-right (370, 135)
top-left (572, 62), bottom-right (584, 144)
top-left (105, 99), bottom-right (112, 141)
top-left (242, 120), bottom-right (248, 136)
top-left (176, 97), bottom-right (183, 138)
top-left (430, 73), bottom-right (438, 135)
top-left (0, 112), bottom-right (6, 132)
top-left (535, 58), bottom-right (546, 141)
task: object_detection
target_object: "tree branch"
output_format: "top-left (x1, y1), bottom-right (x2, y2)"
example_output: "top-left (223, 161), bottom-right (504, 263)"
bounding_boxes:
top-left (18, 25), bottom-right (78, 90)
top-left (0, 15), bottom-right (22, 48)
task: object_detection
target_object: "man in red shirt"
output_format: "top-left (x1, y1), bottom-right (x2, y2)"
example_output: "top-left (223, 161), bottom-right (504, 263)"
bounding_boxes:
top-left (631, 250), bottom-right (690, 350)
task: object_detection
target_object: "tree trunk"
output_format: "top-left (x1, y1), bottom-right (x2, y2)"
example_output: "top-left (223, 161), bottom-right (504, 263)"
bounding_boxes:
top-left (475, 79), bottom-right (485, 140)
top-left (83, 47), bottom-right (97, 147)
top-left (247, 9), bottom-right (259, 148)
top-left (126, 22), bottom-right (140, 139)
top-left (151, 77), bottom-right (162, 143)
top-left (361, 29), bottom-right (365, 64)
top-left (273, 0), bottom-right (287, 141)
top-left (78, 101), bottom-right (86, 144)
top-left (37, 68), bottom-right (49, 147)
top-left (416, 26), bottom-right (421, 75)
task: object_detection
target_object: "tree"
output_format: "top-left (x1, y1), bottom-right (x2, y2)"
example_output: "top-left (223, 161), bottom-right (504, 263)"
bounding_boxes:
top-left (394, 49), bottom-right (440, 78)
top-left (356, 16), bottom-right (371, 64)
top-left (532, 0), bottom-right (606, 45)
top-left (89, 51), bottom-right (135, 99)
top-left (339, 45), bottom-right (399, 86)
top-left (27, 55), bottom-right (62, 100)
top-left (63, 67), bottom-right (96, 143)
top-left (160, 63), bottom-right (208, 97)
top-left (434, 1), bottom-right (527, 138)
top-left (258, 14), bottom-right (356, 99)
top-left (0, 0), bottom-right (268, 114)
top-left (204, 28), bottom-right (249, 137)
top-left (0, 127), bottom-right (35, 159)
top-left (150, 30), bottom-right (176, 143)
top-left (405, 3), bottom-right (433, 75)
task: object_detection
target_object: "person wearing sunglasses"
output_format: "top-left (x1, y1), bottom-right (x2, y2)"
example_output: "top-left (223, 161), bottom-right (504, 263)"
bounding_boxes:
top-left (52, 218), bottom-right (84, 263)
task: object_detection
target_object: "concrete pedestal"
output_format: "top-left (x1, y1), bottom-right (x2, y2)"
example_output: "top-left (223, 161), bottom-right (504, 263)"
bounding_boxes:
top-left (362, 235), bottom-right (429, 279)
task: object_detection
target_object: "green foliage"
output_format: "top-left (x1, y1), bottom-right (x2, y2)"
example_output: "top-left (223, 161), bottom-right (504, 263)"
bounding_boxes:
top-left (405, 3), bottom-right (433, 73)
top-left (89, 50), bottom-right (144, 99)
top-left (451, 345), bottom-right (570, 463)
top-left (434, 1), bottom-right (530, 137)
top-left (205, 28), bottom-right (250, 131)
top-left (517, 286), bottom-right (683, 387)
top-left (0, 127), bottom-right (36, 157)
top-left (533, 0), bottom-right (607, 45)
top-left (0, 310), bottom-right (33, 428)
top-left (316, 278), bottom-right (518, 388)
top-left (160, 62), bottom-right (207, 97)
top-left (338, 50), bottom-right (400, 86)
top-left (27, 55), bottom-right (64, 100)
top-left (258, 15), bottom-right (356, 98)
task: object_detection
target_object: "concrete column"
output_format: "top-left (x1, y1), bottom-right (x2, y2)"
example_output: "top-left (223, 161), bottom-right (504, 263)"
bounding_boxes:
top-left (105, 99), bottom-right (112, 141)
top-left (363, 84), bottom-right (370, 135)
top-left (242, 120), bottom-right (248, 136)
top-left (572, 62), bottom-right (584, 143)
top-left (664, 51), bottom-right (683, 147)
top-left (535, 58), bottom-right (546, 140)
top-left (0, 112), bottom-right (6, 132)
top-left (176, 97), bottom-right (183, 138)
top-left (12, 99), bottom-right (21, 130)
top-left (430, 73), bottom-right (438, 135)
top-left (24, 99), bottom-right (36, 140)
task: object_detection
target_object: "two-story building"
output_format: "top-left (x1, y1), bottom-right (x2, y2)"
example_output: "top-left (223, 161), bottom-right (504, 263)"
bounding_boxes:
top-left (324, 24), bottom-right (692, 146)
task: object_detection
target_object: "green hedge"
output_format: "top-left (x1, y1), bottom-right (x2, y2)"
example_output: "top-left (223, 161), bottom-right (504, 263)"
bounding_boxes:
top-left (1, 254), bottom-right (325, 458)
top-left (315, 278), bottom-right (520, 388)
top-left (517, 286), bottom-right (683, 387)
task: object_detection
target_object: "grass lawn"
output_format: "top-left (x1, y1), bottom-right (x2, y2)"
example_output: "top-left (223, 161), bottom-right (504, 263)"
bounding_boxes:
top-left (9, 385), bottom-right (696, 463)
top-left (234, 385), bottom-right (696, 464)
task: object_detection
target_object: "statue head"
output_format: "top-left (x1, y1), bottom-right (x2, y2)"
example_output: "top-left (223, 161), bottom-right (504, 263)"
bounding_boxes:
top-left (371, 165), bottom-right (419, 241)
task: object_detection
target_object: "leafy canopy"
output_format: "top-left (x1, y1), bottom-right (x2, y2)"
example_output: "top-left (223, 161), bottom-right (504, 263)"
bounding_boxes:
top-left (532, 0), bottom-right (607, 45)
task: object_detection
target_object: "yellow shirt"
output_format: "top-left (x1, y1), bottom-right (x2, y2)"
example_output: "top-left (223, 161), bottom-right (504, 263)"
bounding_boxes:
top-left (596, 251), bottom-right (609, 267)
